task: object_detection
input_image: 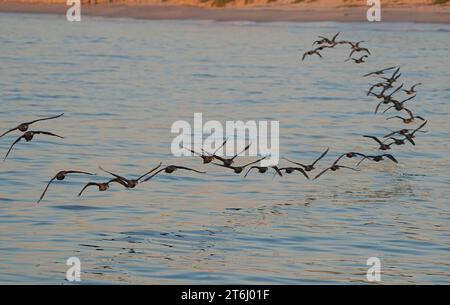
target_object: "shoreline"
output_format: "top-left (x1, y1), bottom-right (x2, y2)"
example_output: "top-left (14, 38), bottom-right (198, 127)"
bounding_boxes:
top-left (1, 2), bottom-right (450, 24)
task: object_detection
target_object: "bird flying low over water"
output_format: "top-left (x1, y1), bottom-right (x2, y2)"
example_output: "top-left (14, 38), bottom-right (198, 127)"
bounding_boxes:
top-left (278, 167), bottom-right (309, 179)
top-left (212, 157), bottom-right (267, 174)
top-left (348, 41), bottom-right (371, 58)
top-left (213, 143), bottom-right (252, 167)
top-left (78, 179), bottom-right (123, 197)
top-left (244, 165), bottom-right (283, 178)
top-left (357, 154), bottom-right (398, 166)
top-left (0, 113), bottom-right (64, 139)
top-left (313, 157), bottom-right (359, 180)
top-left (313, 32), bottom-right (340, 47)
top-left (282, 148), bottom-right (329, 172)
top-left (99, 163), bottom-right (163, 189)
top-left (141, 165), bottom-right (206, 182)
top-left (4, 130), bottom-right (64, 161)
top-left (363, 135), bottom-right (394, 151)
top-left (38, 170), bottom-right (96, 202)
top-left (183, 139), bottom-right (227, 164)
top-left (386, 108), bottom-right (426, 124)
top-left (383, 120), bottom-right (428, 145)
top-left (403, 83), bottom-right (422, 95)
top-left (363, 66), bottom-right (397, 77)
top-left (302, 47), bottom-right (324, 61)
top-left (346, 55), bottom-right (368, 64)
top-left (382, 94), bottom-right (417, 113)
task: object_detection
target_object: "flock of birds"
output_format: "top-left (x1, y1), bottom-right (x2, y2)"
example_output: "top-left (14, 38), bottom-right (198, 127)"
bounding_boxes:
top-left (0, 32), bottom-right (428, 204)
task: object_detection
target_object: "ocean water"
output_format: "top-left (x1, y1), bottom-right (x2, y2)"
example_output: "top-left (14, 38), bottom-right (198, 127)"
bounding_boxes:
top-left (0, 13), bottom-right (449, 284)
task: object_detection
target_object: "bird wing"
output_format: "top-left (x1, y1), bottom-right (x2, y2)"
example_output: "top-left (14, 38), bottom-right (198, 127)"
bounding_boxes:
top-left (312, 147), bottom-right (329, 166)
top-left (313, 167), bottom-right (331, 180)
top-left (37, 176), bottom-right (57, 203)
top-left (383, 154), bottom-right (398, 164)
top-left (242, 156), bottom-right (267, 169)
top-left (33, 131), bottom-right (64, 139)
top-left (272, 166), bottom-right (283, 177)
top-left (231, 143), bottom-right (251, 161)
top-left (78, 182), bottom-right (99, 197)
top-left (4, 134), bottom-right (24, 161)
top-left (244, 166), bottom-right (258, 178)
top-left (99, 167), bottom-right (128, 182)
top-left (283, 157), bottom-right (306, 168)
top-left (293, 168), bottom-right (309, 179)
top-left (137, 162), bottom-right (163, 181)
top-left (26, 113), bottom-right (64, 125)
top-left (64, 170), bottom-right (96, 176)
top-left (141, 168), bottom-right (167, 182)
top-left (173, 166), bottom-right (206, 174)
top-left (363, 135), bottom-right (383, 145)
top-left (0, 126), bottom-right (19, 139)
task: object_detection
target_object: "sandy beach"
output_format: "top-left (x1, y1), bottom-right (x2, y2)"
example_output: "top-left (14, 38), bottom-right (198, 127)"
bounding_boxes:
top-left (0, 1), bottom-right (449, 23)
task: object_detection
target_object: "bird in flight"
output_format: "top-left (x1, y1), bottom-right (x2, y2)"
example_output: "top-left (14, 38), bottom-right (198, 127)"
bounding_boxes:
top-left (363, 135), bottom-right (394, 151)
top-left (313, 157), bottom-right (359, 180)
top-left (402, 83), bottom-right (422, 95)
top-left (244, 165), bottom-right (283, 178)
top-left (141, 165), bottom-right (206, 182)
top-left (183, 139), bottom-right (227, 164)
top-left (278, 167), bottom-right (310, 179)
top-left (383, 120), bottom-right (427, 145)
top-left (99, 163), bottom-right (162, 189)
top-left (4, 130), bottom-right (64, 161)
top-left (348, 41), bottom-right (371, 58)
top-left (0, 113), bottom-right (64, 138)
top-left (213, 143), bottom-right (252, 167)
top-left (386, 108), bottom-right (425, 124)
top-left (38, 170), bottom-right (96, 202)
top-left (363, 66), bottom-right (397, 78)
top-left (346, 55), bottom-right (368, 64)
top-left (357, 154), bottom-right (398, 166)
top-left (78, 179), bottom-right (123, 197)
top-left (212, 157), bottom-right (267, 174)
top-left (282, 148), bottom-right (329, 172)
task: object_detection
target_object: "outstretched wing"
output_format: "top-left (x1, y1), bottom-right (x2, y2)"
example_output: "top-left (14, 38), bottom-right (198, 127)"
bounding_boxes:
top-left (137, 162), bottom-right (163, 181)
top-left (0, 126), bottom-right (19, 139)
top-left (383, 154), bottom-right (398, 164)
top-left (34, 131), bottom-right (64, 139)
top-left (78, 182), bottom-right (99, 197)
top-left (141, 168), bottom-right (166, 182)
top-left (312, 147), bottom-right (329, 166)
top-left (313, 167), bottom-right (331, 180)
top-left (37, 176), bottom-right (57, 203)
top-left (26, 113), bottom-right (64, 125)
top-left (4, 134), bottom-right (24, 161)
top-left (363, 135), bottom-right (383, 145)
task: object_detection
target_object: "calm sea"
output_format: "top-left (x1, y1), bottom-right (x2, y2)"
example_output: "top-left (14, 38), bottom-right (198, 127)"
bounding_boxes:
top-left (0, 13), bottom-right (449, 284)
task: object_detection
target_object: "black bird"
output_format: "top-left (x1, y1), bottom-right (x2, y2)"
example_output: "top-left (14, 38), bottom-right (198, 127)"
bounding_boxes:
top-left (363, 135), bottom-right (394, 150)
top-left (211, 157), bottom-right (267, 175)
top-left (4, 130), bottom-right (64, 161)
top-left (0, 113), bottom-right (64, 139)
top-left (213, 143), bottom-right (252, 167)
top-left (357, 154), bottom-right (398, 166)
top-left (282, 148), bottom-right (329, 172)
top-left (386, 137), bottom-right (408, 146)
top-left (278, 167), bottom-right (309, 179)
top-left (346, 55), bottom-right (368, 64)
top-left (333, 152), bottom-right (368, 164)
top-left (78, 179), bottom-right (122, 197)
top-left (38, 170), bottom-right (96, 202)
top-left (383, 121), bottom-right (428, 145)
top-left (244, 166), bottom-right (283, 178)
top-left (367, 82), bottom-right (392, 96)
top-left (183, 139), bottom-right (227, 164)
top-left (373, 84), bottom-right (404, 114)
top-left (141, 165), bottom-right (206, 182)
top-left (348, 41), bottom-right (371, 58)
top-left (382, 94), bottom-right (417, 113)
top-left (363, 66), bottom-right (396, 77)
top-left (403, 83), bottom-right (422, 95)
top-left (313, 157), bottom-right (359, 180)
top-left (313, 32), bottom-right (340, 47)
top-left (302, 47), bottom-right (326, 61)
top-left (386, 108), bottom-right (425, 124)
top-left (99, 163), bottom-right (162, 189)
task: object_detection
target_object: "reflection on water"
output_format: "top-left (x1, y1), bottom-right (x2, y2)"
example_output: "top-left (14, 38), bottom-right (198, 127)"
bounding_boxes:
top-left (0, 14), bottom-right (449, 284)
